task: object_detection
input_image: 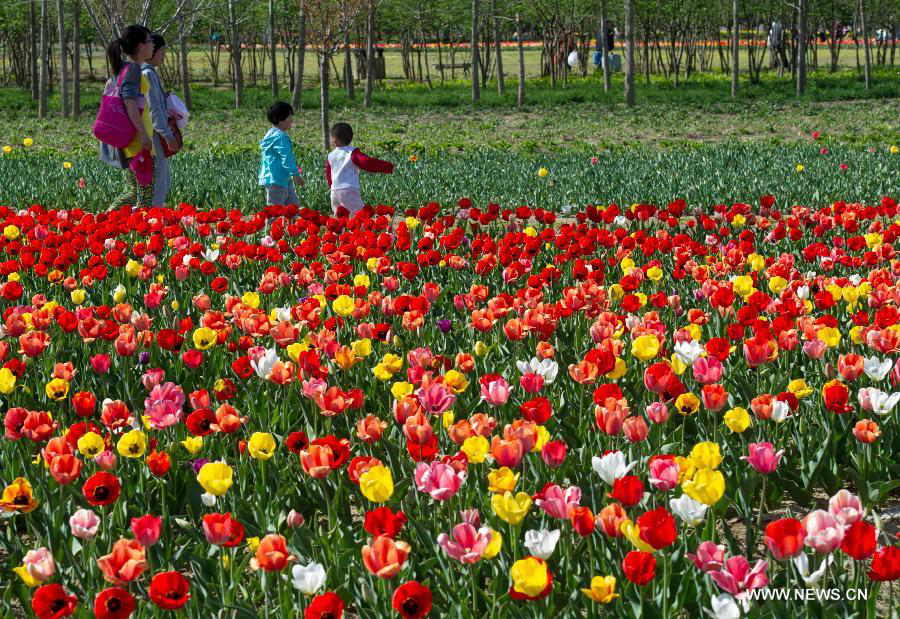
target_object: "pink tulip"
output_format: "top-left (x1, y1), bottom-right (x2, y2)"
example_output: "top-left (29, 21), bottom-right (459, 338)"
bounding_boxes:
top-left (687, 541), bottom-right (726, 572)
top-left (648, 458), bottom-right (680, 491)
top-left (94, 450), bottom-right (117, 470)
top-left (828, 490), bottom-right (864, 528)
top-left (144, 382), bottom-right (186, 430)
top-left (141, 368), bottom-right (166, 391)
top-left (415, 382), bottom-right (456, 416)
top-left (710, 556), bottom-right (769, 597)
top-left (803, 510), bottom-right (845, 554)
top-left (646, 401), bottom-right (670, 424)
top-left (802, 339), bottom-right (827, 360)
top-left (90, 354), bottom-right (111, 374)
top-left (692, 357), bottom-right (723, 384)
top-left (480, 376), bottom-right (510, 406)
top-left (70, 509), bottom-right (101, 539)
top-left (437, 523), bottom-right (492, 563)
top-left (286, 510), bottom-right (306, 528)
top-left (131, 515), bottom-right (162, 547)
top-left (742, 442), bottom-right (784, 474)
top-left (534, 483), bottom-right (582, 519)
top-left (519, 372), bottom-right (544, 393)
top-left (414, 461), bottom-right (465, 501)
top-left (22, 548), bottom-right (56, 582)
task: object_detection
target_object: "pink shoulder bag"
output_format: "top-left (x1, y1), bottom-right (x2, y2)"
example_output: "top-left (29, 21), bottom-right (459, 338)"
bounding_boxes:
top-left (93, 66), bottom-right (137, 149)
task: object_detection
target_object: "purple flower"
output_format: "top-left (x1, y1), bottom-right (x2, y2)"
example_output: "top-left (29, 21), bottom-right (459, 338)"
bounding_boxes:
top-left (191, 458), bottom-right (209, 474)
top-left (437, 319), bottom-right (452, 333)
top-left (138, 351), bottom-right (151, 364)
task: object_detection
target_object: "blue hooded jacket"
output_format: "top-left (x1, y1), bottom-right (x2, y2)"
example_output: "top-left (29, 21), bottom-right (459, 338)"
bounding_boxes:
top-left (258, 127), bottom-right (298, 187)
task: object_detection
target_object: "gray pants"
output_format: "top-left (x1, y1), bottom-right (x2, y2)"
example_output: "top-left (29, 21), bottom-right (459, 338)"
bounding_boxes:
top-left (151, 133), bottom-right (171, 206)
top-left (265, 183), bottom-right (300, 206)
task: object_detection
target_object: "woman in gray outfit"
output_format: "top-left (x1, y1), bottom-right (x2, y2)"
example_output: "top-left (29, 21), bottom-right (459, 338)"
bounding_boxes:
top-left (142, 34), bottom-right (179, 206)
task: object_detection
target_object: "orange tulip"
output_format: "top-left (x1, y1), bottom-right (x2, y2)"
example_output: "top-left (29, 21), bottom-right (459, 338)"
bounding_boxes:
top-left (253, 534), bottom-right (294, 571)
top-left (300, 444), bottom-right (336, 479)
top-left (97, 539), bottom-right (147, 585)
top-left (361, 535), bottom-right (410, 578)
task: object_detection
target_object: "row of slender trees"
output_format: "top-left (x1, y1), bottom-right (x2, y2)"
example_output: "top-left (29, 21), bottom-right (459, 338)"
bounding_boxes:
top-left (0, 1), bottom-right (896, 147)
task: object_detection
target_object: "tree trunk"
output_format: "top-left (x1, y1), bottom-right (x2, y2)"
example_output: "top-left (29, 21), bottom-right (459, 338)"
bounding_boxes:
top-left (624, 0), bottom-right (635, 106)
top-left (38, 0), bottom-right (49, 118)
top-left (492, 0), bottom-right (504, 95)
top-left (229, 0), bottom-right (243, 108)
top-left (471, 0), bottom-right (480, 102)
top-left (30, 0), bottom-right (39, 100)
top-left (292, 0), bottom-right (306, 109)
top-left (57, 0), bottom-right (69, 116)
top-left (859, 0), bottom-right (871, 89)
top-left (364, 0), bottom-right (375, 107)
top-left (599, 0), bottom-right (610, 92)
top-left (320, 53), bottom-right (330, 152)
top-left (796, 0), bottom-right (807, 96)
top-left (179, 2), bottom-right (192, 109)
top-left (731, 0), bottom-right (738, 97)
top-left (344, 22), bottom-right (354, 98)
top-left (269, 0), bottom-right (278, 97)
top-left (516, 13), bottom-right (525, 107)
top-left (72, 0), bottom-right (80, 116)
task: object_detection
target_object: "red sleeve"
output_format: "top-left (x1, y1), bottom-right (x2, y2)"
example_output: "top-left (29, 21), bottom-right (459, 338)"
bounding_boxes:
top-left (351, 148), bottom-right (394, 174)
top-left (325, 160), bottom-right (332, 187)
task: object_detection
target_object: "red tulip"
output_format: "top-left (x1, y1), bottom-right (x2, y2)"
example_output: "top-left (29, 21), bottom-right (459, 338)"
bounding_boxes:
top-left (305, 592), bottom-right (344, 619)
top-left (764, 518), bottom-right (806, 559)
top-left (636, 507), bottom-right (677, 550)
top-left (608, 475), bottom-right (644, 507)
top-left (622, 551), bottom-right (656, 585)
top-left (392, 581), bottom-right (432, 619)
top-left (93, 587), bottom-right (136, 619)
top-left (32, 584), bottom-right (78, 619)
top-left (148, 571), bottom-right (190, 610)
top-left (841, 520), bottom-right (876, 560)
top-left (131, 514), bottom-right (162, 547)
top-left (868, 546), bottom-right (900, 581)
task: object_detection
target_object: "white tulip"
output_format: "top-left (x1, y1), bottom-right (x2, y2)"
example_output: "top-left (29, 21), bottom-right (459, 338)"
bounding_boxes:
top-left (292, 562), bottom-right (326, 595)
top-left (863, 357), bottom-right (893, 381)
top-left (591, 451), bottom-right (635, 486)
top-left (670, 494), bottom-right (708, 526)
top-left (251, 348), bottom-right (279, 380)
top-left (523, 529), bottom-right (560, 560)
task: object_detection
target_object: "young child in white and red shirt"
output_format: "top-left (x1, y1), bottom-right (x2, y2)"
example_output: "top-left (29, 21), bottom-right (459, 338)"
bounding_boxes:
top-left (325, 122), bottom-right (394, 216)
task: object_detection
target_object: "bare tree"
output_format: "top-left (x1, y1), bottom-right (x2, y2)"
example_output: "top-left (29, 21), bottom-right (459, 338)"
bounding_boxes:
top-left (292, 0), bottom-right (308, 109)
top-left (38, 0), bottom-right (49, 118)
top-left (516, 12), bottom-right (525, 106)
top-left (492, 0), bottom-right (504, 95)
top-left (73, 0), bottom-right (81, 116)
top-left (731, 0), bottom-right (738, 98)
top-left (599, 0), bottom-right (610, 92)
top-left (179, 0), bottom-right (192, 108)
top-left (471, 0), bottom-right (480, 102)
top-left (57, 0), bottom-right (70, 116)
top-left (859, 0), bottom-right (871, 88)
top-left (363, 0), bottom-right (376, 107)
top-left (31, 0), bottom-right (39, 100)
top-left (269, 0), bottom-right (278, 97)
top-left (796, 0), bottom-right (807, 95)
top-left (306, 0), bottom-right (365, 150)
top-left (228, 0), bottom-right (243, 107)
top-left (624, 0), bottom-right (635, 106)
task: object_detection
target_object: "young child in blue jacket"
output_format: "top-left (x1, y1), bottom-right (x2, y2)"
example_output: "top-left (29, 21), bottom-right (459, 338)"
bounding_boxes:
top-left (259, 102), bottom-right (303, 205)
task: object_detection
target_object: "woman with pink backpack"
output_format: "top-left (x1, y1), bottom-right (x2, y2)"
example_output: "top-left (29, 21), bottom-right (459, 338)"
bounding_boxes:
top-left (96, 25), bottom-right (157, 211)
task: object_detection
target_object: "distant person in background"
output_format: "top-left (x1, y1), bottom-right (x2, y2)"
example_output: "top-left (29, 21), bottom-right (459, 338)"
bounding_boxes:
top-left (142, 34), bottom-right (179, 206)
top-left (99, 24), bottom-right (155, 211)
top-left (606, 24), bottom-right (615, 52)
top-left (768, 21), bottom-right (788, 73)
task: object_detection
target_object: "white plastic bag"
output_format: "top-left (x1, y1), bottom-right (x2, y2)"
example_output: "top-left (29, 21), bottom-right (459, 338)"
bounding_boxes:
top-left (567, 50), bottom-right (580, 68)
top-left (167, 93), bottom-right (190, 130)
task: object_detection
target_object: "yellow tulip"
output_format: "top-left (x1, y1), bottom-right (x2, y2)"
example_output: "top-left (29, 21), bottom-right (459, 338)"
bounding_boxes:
top-left (116, 430), bottom-right (147, 458)
top-left (391, 381), bottom-right (414, 400)
top-left (487, 467), bottom-right (520, 494)
top-left (192, 327), bottom-right (217, 350)
top-left (77, 432), bottom-right (105, 458)
top-left (359, 465), bottom-right (394, 503)
top-left (332, 295), bottom-right (355, 317)
top-left (241, 291), bottom-right (260, 308)
top-left (631, 334), bottom-right (660, 362)
top-left (491, 491), bottom-right (531, 525)
top-left (682, 468), bottom-right (726, 506)
top-left (689, 442), bottom-right (723, 470)
top-left (248, 432), bottom-right (276, 460)
top-left (510, 557), bottom-right (550, 597)
top-left (482, 529), bottom-right (502, 558)
top-left (181, 436), bottom-right (203, 455)
top-left (620, 520), bottom-right (655, 552)
top-left (723, 407), bottom-right (751, 433)
top-left (581, 575), bottom-right (619, 603)
top-left (45, 378), bottom-right (70, 401)
top-left (197, 461), bottom-right (233, 496)
top-left (0, 368), bottom-right (16, 394)
top-left (461, 435), bottom-right (489, 463)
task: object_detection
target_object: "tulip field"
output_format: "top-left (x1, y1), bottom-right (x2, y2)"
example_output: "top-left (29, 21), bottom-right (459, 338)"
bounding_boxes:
top-left (2, 149), bottom-right (900, 618)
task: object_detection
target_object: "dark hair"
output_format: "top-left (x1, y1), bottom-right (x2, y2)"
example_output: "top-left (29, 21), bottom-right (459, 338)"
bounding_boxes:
top-left (150, 34), bottom-right (166, 55)
top-left (267, 101), bottom-right (294, 125)
top-left (107, 25), bottom-right (151, 75)
top-left (331, 122), bottom-right (353, 145)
